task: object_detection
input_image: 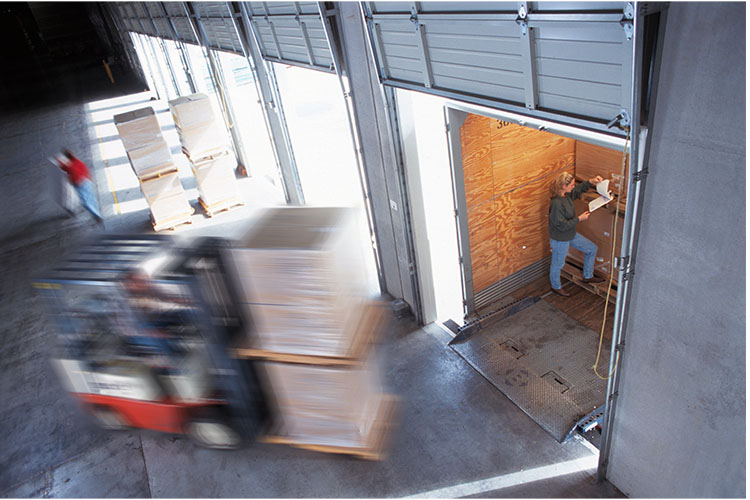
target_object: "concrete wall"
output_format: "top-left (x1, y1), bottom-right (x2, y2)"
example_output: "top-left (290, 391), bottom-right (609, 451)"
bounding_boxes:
top-left (607, 3), bottom-right (745, 497)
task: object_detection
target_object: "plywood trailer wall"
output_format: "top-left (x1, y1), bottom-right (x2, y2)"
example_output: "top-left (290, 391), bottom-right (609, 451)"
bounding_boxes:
top-left (460, 113), bottom-right (632, 297)
top-left (460, 114), bottom-right (574, 293)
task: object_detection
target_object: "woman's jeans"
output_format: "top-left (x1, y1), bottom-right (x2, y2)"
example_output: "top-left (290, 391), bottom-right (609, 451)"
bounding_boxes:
top-left (74, 178), bottom-right (102, 219)
top-left (549, 234), bottom-right (598, 289)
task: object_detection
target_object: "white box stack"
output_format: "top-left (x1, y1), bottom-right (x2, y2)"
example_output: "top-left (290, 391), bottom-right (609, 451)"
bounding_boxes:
top-left (114, 107), bottom-right (193, 231)
top-left (169, 93), bottom-right (242, 217)
top-left (230, 207), bottom-right (396, 458)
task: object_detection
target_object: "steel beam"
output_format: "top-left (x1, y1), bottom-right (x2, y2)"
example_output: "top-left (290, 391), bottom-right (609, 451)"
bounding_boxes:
top-left (160, 2), bottom-right (197, 93)
top-left (262, 3), bottom-right (284, 59)
top-left (317, 1), bottom-right (384, 293)
top-left (183, 2), bottom-right (249, 174)
top-left (229, 1), bottom-right (304, 205)
top-left (293, 2), bottom-right (316, 66)
top-left (517, 1), bottom-right (538, 110)
top-left (410, 3), bottom-right (434, 88)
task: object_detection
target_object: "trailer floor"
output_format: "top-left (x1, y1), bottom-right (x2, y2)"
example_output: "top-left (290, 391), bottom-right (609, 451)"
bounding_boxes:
top-left (0, 65), bottom-right (623, 498)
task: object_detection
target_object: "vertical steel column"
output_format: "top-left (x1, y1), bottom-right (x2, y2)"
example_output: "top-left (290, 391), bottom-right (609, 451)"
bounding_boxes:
top-left (143, 5), bottom-right (180, 98)
top-left (228, 1), bottom-right (304, 205)
top-left (317, 2), bottom-right (385, 293)
top-left (159, 2), bottom-right (197, 94)
top-left (132, 30), bottom-right (162, 100)
top-left (133, 12), bottom-right (170, 100)
top-left (183, 2), bottom-right (249, 174)
top-left (597, 3), bottom-right (663, 482)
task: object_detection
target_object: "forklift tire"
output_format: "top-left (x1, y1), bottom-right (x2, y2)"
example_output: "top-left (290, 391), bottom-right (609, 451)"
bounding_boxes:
top-left (91, 406), bottom-right (128, 431)
top-left (187, 419), bottom-right (242, 450)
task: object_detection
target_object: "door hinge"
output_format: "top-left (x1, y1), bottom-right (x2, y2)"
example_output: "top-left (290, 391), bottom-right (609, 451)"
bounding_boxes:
top-left (607, 110), bottom-right (631, 130)
top-left (632, 169), bottom-right (649, 182)
top-left (620, 3), bottom-right (634, 40)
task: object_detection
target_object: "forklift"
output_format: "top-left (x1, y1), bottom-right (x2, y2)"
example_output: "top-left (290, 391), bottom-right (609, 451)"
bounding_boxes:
top-left (35, 234), bottom-right (269, 449)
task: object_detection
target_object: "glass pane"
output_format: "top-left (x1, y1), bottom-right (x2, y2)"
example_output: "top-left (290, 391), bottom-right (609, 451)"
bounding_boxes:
top-left (273, 63), bottom-right (380, 295)
top-left (163, 40), bottom-right (192, 96)
top-left (149, 37), bottom-right (178, 100)
top-left (141, 35), bottom-right (171, 101)
top-left (129, 32), bottom-right (158, 97)
top-left (214, 50), bottom-right (282, 194)
top-left (183, 42), bottom-right (216, 94)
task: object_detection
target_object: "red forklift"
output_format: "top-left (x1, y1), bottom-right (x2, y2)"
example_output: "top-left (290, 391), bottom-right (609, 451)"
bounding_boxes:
top-left (35, 234), bottom-right (269, 449)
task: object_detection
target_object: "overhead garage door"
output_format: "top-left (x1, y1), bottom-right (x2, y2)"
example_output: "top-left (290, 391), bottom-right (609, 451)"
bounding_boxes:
top-left (243, 1), bottom-right (335, 72)
top-left (114, 2), bottom-right (334, 72)
top-left (363, 1), bottom-right (634, 135)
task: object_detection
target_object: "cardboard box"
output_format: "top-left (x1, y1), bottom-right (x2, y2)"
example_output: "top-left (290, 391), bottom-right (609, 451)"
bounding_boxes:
top-left (244, 297), bottom-right (367, 356)
top-left (569, 199), bottom-right (624, 277)
top-left (190, 153), bottom-right (239, 205)
top-left (178, 122), bottom-right (231, 159)
top-left (148, 192), bottom-right (192, 223)
top-left (140, 171), bottom-right (185, 202)
top-left (231, 207), bottom-right (369, 307)
top-left (114, 107), bottom-right (163, 151)
top-left (168, 93), bottom-right (215, 130)
top-left (263, 352), bottom-right (384, 447)
top-left (127, 141), bottom-right (175, 180)
top-left (575, 140), bottom-right (629, 196)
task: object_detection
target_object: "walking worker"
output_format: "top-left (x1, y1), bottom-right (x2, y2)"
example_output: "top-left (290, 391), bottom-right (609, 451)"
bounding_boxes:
top-left (548, 171), bottom-right (605, 297)
top-left (56, 149), bottom-right (104, 223)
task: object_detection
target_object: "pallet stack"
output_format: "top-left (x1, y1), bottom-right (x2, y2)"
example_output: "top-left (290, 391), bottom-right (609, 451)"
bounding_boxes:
top-left (168, 93), bottom-right (242, 217)
top-left (229, 207), bottom-right (397, 459)
top-left (114, 107), bottom-right (193, 231)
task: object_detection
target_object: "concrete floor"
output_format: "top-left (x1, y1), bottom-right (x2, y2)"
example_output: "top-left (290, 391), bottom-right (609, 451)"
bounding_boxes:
top-left (0, 65), bottom-right (624, 498)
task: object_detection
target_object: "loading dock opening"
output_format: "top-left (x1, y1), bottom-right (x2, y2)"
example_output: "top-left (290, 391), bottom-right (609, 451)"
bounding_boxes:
top-left (443, 105), bottom-right (632, 445)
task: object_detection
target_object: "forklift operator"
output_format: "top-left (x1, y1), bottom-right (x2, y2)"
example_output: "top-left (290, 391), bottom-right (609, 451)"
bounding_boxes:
top-left (548, 172), bottom-right (605, 297)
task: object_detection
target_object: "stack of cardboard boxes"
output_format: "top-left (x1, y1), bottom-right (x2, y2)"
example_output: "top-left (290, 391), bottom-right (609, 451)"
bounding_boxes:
top-left (168, 93), bottom-right (241, 217)
top-left (229, 207), bottom-right (396, 459)
top-left (114, 107), bottom-right (193, 231)
top-left (569, 141), bottom-right (629, 281)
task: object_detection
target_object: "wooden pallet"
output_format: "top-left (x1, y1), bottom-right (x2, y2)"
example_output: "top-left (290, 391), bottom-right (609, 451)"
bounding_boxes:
top-left (199, 196), bottom-right (244, 218)
top-left (233, 301), bottom-right (389, 366)
top-left (151, 210), bottom-right (194, 232)
top-left (561, 261), bottom-right (617, 304)
top-left (182, 146), bottom-right (230, 161)
top-left (138, 166), bottom-right (179, 183)
top-left (260, 394), bottom-right (400, 461)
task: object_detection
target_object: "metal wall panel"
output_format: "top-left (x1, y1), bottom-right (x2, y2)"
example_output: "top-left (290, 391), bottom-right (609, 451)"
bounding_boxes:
top-left (191, 2), bottom-right (243, 53)
top-left (364, 1), bottom-right (633, 134)
top-left (243, 1), bottom-right (334, 71)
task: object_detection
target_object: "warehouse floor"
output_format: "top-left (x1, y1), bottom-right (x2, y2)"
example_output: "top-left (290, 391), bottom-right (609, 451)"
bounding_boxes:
top-left (0, 65), bottom-right (624, 498)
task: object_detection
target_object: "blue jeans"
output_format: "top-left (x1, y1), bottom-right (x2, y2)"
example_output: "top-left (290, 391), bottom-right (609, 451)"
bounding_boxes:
top-left (74, 179), bottom-right (102, 219)
top-left (549, 233), bottom-right (598, 289)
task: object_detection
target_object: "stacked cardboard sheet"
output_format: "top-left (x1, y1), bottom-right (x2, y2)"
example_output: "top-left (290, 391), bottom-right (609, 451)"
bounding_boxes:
top-left (140, 171), bottom-right (192, 227)
top-left (114, 107), bottom-right (192, 231)
top-left (169, 93), bottom-right (241, 215)
top-left (230, 207), bottom-right (395, 457)
top-left (190, 151), bottom-right (240, 208)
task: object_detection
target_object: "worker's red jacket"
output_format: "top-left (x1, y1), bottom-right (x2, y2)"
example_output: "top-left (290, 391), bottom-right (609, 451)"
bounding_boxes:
top-left (60, 158), bottom-right (91, 186)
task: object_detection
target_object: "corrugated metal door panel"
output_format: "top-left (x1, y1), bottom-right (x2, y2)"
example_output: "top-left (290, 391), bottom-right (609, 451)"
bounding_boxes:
top-left (192, 2), bottom-right (242, 54)
top-left (132, 3), bottom-right (158, 36)
top-left (418, 1), bottom-right (518, 12)
top-left (153, 18), bottom-right (172, 40)
top-left (163, 2), bottom-right (185, 17)
top-left (364, 1), bottom-right (632, 134)
top-left (534, 2), bottom-right (623, 11)
top-left (173, 17), bottom-right (199, 45)
top-left (243, 2), bottom-right (334, 71)
top-left (369, 2), bottom-right (419, 13)
top-left (118, 4), bottom-right (137, 33)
